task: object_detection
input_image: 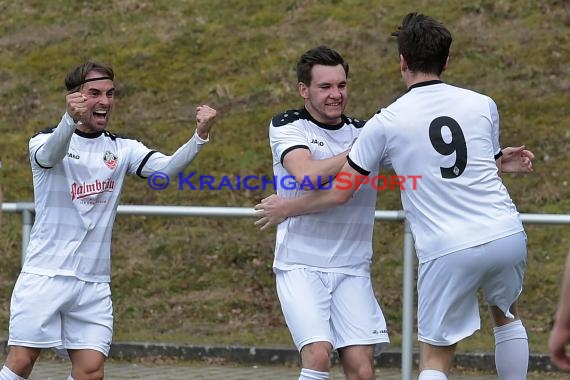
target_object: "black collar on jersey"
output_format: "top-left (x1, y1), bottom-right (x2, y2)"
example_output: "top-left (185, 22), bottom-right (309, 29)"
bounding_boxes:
top-left (74, 129), bottom-right (104, 138)
top-left (406, 80), bottom-right (443, 93)
top-left (78, 76), bottom-right (113, 86)
top-left (303, 107), bottom-right (346, 131)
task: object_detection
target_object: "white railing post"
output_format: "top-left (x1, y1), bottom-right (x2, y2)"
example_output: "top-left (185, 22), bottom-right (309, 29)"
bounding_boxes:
top-left (402, 219), bottom-right (415, 380)
top-left (20, 207), bottom-right (33, 266)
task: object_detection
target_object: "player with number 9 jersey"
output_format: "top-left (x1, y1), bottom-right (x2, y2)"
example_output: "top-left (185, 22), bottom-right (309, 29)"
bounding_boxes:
top-left (348, 80), bottom-right (524, 263)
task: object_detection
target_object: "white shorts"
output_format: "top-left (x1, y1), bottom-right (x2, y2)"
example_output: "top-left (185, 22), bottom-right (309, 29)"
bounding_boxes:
top-left (417, 231), bottom-right (527, 346)
top-left (276, 268), bottom-right (389, 356)
top-left (8, 273), bottom-right (114, 356)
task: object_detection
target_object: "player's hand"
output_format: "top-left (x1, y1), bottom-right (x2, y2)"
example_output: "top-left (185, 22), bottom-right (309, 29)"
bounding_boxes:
top-left (196, 105), bottom-right (217, 139)
top-left (501, 145), bottom-right (534, 173)
top-left (66, 92), bottom-right (88, 123)
top-left (549, 316), bottom-right (570, 371)
top-left (254, 194), bottom-right (287, 231)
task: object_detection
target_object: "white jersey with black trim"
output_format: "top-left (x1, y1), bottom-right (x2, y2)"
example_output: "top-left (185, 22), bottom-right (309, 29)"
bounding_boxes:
top-left (270, 108), bottom-right (377, 276)
top-left (348, 81), bottom-right (524, 263)
top-left (26, 125), bottom-right (156, 282)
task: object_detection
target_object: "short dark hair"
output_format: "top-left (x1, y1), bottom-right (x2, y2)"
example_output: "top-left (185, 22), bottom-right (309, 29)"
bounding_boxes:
top-left (65, 61), bottom-right (114, 92)
top-left (296, 46), bottom-right (349, 86)
top-left (392, 13), bottom-right (452, 76)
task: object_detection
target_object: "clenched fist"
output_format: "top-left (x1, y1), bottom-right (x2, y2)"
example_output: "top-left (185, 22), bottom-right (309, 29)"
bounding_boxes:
top-left (66, 92), bottom-right (88, 123)
top-left (195, 105), bottom-right (217, 140)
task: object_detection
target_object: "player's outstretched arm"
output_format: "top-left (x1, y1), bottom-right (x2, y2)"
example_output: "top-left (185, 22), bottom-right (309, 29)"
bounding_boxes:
top-left (282, 149), bottom-right (349, 189)
top-left (254, 163), bottom-right (360, 230)
top-left (138, 104), bottom-right (218, 177)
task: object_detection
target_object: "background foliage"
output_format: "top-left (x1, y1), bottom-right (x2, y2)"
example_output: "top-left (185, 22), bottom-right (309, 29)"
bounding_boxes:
top-left (0, 0), bottom-right (569, 354)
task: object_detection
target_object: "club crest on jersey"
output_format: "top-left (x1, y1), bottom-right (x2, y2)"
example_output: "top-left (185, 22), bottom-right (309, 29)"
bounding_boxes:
top-left (103, 151), bottom-right (118, 170)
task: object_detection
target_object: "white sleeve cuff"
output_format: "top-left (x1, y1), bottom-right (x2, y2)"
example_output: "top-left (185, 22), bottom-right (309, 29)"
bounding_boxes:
top-left (194, 130), bottom-right (210, 144)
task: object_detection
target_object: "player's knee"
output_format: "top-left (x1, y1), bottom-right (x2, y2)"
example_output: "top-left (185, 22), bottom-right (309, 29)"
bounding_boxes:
top-left (72, 364), bottom-right (104, 380)
top-left (350, 364), bottom-right (374, 380)
top-left (341, 356), bottom-right (374, 380)
top-left (309, 350), bottom-right (331, 369)
top-left (301, 342), bottom-right (332, 371)
top-left (73, 370), bottom-right (104, 380)
top-left (4, 348), bottom-right (40, 377)
top-left (5, 356), bottom-right (34, 374)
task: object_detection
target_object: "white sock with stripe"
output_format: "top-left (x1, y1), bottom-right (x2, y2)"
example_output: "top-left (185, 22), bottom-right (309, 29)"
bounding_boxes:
top-left (0, 366), bottom-right (26, 380)
top-left (418, 369), bottom-right (448, 380)
top-left (299, 368), bottom-right (329, 379)
top-left (494, 319), bottom-right (528, 379)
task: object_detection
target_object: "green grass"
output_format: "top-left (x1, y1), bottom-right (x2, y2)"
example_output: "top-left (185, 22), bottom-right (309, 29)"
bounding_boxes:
top-left (1, 0), bottom-right (569, 358)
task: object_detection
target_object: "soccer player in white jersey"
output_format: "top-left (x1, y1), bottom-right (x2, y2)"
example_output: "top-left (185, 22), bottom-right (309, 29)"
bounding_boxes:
top-left (256, 14), bottom-right (534, 380)
top-left (268, 46), bottom-right (390, 380)
top-left (0, 61), bottom-right (217, 380)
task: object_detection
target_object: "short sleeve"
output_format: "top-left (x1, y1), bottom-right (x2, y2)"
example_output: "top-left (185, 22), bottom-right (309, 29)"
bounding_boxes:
top-left (487, 97), bottom-right (501, 156)
top-left (348, 112), bottom-right (389, 175)
top-left (269, 121), bottom-right (309, 165)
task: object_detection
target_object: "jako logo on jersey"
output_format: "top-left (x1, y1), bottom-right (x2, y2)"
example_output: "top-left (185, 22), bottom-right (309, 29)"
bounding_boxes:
top-left (310, 138), bottom-right (324, 146)
top-left (71, 179), bottom-right (116, 200)
top-left (103, 151), bottom-right (118, 170)
top-left (67, 152), bottom-right (80, 160)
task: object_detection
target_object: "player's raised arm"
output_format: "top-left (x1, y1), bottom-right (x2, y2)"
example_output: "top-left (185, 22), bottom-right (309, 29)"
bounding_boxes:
top-left (33, 92), bottom-right (88, 168)
top-left (195, 104), bottom-right (217, 140)
top-left (137, 104), bottom-right (218, 178)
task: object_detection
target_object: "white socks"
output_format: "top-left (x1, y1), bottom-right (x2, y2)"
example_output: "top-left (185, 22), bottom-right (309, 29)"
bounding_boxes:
top-left (299, 368), bottom-right (329, 380)
top-left (0, 366), bottom-right (26, 380)
top-left (494, 319), bottom-right (529, 379)
top-left (418, 369), bottom-right (448, 380)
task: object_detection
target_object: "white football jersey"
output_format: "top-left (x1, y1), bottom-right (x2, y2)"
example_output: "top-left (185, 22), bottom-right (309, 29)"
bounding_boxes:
top-left (270, 108), bottom-right (378, 276)
top-left (26, 124), bottom-right (155, 282)
top-left (349, 81), bottom-right (524, 263)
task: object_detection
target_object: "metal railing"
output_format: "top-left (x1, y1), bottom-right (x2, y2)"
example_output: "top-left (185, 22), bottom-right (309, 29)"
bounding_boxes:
top-left (3, 202), bottom-right (570, 380)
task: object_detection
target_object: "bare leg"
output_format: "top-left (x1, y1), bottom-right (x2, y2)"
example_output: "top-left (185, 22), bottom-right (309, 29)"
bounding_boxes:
top-left (68, 349), bottom-right (106, 380)
top-left (3, 346), bottom-right (42, 378)
top-left (299, 341), bottom-right (333, 376)
top-left (338, 344), bottom-right (375, 380)
top-left (489, 301), bottom-right (520, 326)
top-left (418, 342), bottom-right (456, 377)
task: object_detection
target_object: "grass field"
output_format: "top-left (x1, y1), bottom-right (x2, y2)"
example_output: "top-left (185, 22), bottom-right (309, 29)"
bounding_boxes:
top-left (0, 0), bottom-right (569, 359)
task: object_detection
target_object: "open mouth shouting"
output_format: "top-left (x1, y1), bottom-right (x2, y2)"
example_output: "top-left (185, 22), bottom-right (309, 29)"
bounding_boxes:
top-left (92, 110), bottom-right (109, 124)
